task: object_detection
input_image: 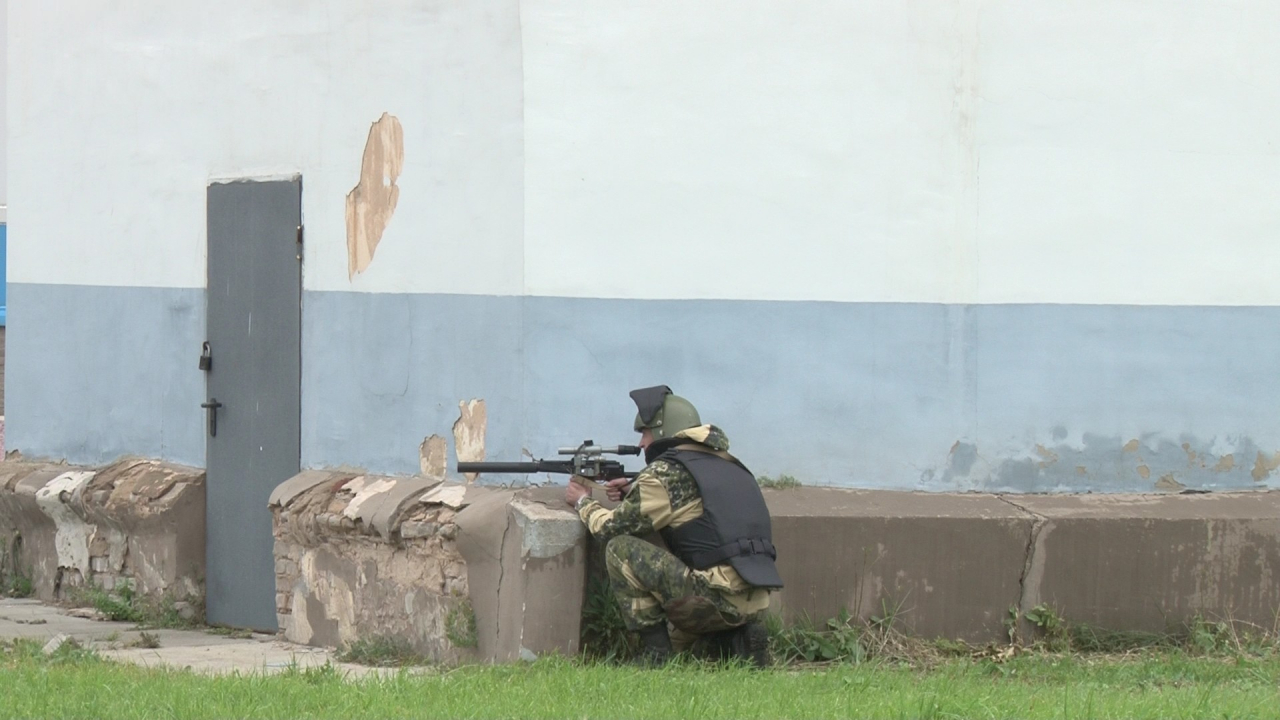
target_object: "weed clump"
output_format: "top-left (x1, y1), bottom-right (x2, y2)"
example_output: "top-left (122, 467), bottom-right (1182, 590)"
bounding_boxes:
top-left (445, 599), bottom-right (478, 649)
top-left (767, 610), bottom-right (865, 663)
top-left (129, 631), bottom-right (161, 649)
top-left (205, 627), bottom-right (253, 639)
top-left (73, 582), bottom-right (203, 629)
top-left (763, 602), bottom-right (1280, 669)
top-left (335, 636), bottom-right (430, 667)
top-left (0, 536), bottom-right (35, 598)
top-left (1002, 603), bottom-right (1280, 659)
top-left (580, 576), bottom-right (636, 662)
top-left (4, 572), bottom-right (34, 599)
top-left (80, 583), bottom-right (145, 623)
top-left (756, 474), bottom-right (802, 490)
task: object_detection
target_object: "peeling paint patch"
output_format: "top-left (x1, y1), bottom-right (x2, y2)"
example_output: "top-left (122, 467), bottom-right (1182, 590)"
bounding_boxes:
top-left (454, 400), bottom-right (488, 483)
top-left (421, 484), bottom-right (468, 509)
top-left (1155, 474), bottom-right (1185, 491)
top-left (1035, 445), bottom-right (1059, 468)
top-left (947, 442), bottom-right (978, 477)
top-left (290, 583), bottom-right (313, 644)
top-left (419, 435), bottom-right (447, 479)
top-left (965, 433), bottom-right (1279, 493)
top-left (292, 551), bottom-right (356, 647)
top-left (346, 112), bottom-right (404, 279)
top-left (341, 477), bottom-right (397, 520)
top-left (1182, 443), bottom-right (1198, 467)
top-left (1252, 452), bottom-right (1280, 482)
top-left (34, 471), bottom-right (97, 576)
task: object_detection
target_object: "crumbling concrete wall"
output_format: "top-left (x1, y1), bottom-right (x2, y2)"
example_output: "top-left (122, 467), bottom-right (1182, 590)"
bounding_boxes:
top-left (0, 458), bottom-right (205, 603)
top-left (270, 473), bottom-right (585, 663)
top-left (270, 479), bottom-right (1280, 658)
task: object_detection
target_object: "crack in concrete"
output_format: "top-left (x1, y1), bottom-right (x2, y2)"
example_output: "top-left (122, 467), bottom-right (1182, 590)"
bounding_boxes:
top-left (995, 494), bottom-right (1040, 520)
top-left (995, 495), bottom-right (1049, 641)
top-left (494, 509), bottom-right (513, 647)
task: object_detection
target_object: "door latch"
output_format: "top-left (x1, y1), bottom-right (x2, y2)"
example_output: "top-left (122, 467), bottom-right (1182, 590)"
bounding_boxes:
top-left (199, 342), bottom-right (212, 371)
top-left (201, 398), bottom-right (223, 437)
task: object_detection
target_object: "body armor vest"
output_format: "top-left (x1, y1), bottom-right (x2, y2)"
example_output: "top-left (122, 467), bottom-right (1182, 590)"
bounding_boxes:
top-left (658, 448), bottom-right (784, 589)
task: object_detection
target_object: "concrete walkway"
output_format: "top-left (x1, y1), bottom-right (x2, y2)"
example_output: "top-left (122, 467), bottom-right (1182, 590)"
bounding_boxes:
top-left (0, 598), bottom-right (405, 678)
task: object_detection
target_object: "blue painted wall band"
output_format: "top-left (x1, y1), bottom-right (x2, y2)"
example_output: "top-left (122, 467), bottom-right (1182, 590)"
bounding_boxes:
top-left (9, 283), bottom-right (1280, 493)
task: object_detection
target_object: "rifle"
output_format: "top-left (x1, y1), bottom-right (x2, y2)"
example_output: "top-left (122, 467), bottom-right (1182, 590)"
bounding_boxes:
top-left (456, 440), bottom-right (641, 488)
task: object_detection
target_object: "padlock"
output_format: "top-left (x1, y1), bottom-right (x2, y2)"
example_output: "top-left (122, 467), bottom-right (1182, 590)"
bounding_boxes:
top-left (199, 342), bottom-right (213, 371)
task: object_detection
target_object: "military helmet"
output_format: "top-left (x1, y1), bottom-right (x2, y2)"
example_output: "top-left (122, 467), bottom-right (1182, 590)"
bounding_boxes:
top-left (629, 385), bottom-right (702, 441)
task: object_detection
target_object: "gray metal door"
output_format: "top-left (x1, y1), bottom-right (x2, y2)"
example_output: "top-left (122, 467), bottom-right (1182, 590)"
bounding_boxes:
top-left (205, 178), bottom-right (302, 630)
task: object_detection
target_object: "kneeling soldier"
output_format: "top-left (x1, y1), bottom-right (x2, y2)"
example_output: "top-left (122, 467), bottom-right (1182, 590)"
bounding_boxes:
top-left (564, 385), bottom-right (784, 667)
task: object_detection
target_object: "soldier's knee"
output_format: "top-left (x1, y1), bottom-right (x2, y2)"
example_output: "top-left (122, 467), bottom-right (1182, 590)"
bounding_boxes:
top-left (603, 536), bottom-right (644, 577)
top-left (605, 535), bottom-right (642, 561)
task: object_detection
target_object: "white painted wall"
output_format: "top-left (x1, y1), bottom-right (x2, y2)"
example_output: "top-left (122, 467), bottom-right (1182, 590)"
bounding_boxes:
top-left (10, 0), bottom-right (1280, 305)
top-left (524, 0), bottom-right (1280, 305)
top-left (8, 0), bottom-right (525, 294)
top-left (1, 0), bottom-right (8, 210)
top-left (973, 1), bottom-right (1280, 306)
top-left (523, 1), bottom-right (975, 304)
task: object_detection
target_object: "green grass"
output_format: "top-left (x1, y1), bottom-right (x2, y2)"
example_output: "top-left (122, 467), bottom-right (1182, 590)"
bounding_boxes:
top-left (2, 638), bottom-right (1279, 719)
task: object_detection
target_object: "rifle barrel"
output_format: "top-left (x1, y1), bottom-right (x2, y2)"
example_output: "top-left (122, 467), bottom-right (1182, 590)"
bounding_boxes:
top-left (457, 461), bottom-right (541, 474)
top-left (456, 459), bottom-right (633, 479)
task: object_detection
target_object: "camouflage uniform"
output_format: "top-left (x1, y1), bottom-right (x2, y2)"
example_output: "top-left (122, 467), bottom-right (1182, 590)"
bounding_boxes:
top-left (576, 425), bottom-right (771, 649)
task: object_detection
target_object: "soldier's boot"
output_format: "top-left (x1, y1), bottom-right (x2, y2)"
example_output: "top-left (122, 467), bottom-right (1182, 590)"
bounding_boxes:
top-left (633, 623), bottom-right (673, 667)
top-left (725, 622), bottom-right (771, 669)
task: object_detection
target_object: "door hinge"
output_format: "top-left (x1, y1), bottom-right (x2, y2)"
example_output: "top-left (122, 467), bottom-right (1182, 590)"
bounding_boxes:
top-left (296, 225), bottom-right (303, 245)
top-left (296, 225), bottom-right (303, 261)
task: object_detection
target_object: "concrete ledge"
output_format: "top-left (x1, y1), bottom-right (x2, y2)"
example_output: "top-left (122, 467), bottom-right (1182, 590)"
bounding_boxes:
top-left (1014, 493), bottom-right (1280, 635)
top-left (765, 489), bottom-right (1034, 642)
top-left (765, 488), bottom-right (1280, 642)
top-left (0, 459), bottom-right (205, 603)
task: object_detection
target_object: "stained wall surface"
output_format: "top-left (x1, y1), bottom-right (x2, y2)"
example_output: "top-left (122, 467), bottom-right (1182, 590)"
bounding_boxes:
top-left (9, 1), bottom-right (1280, 492)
